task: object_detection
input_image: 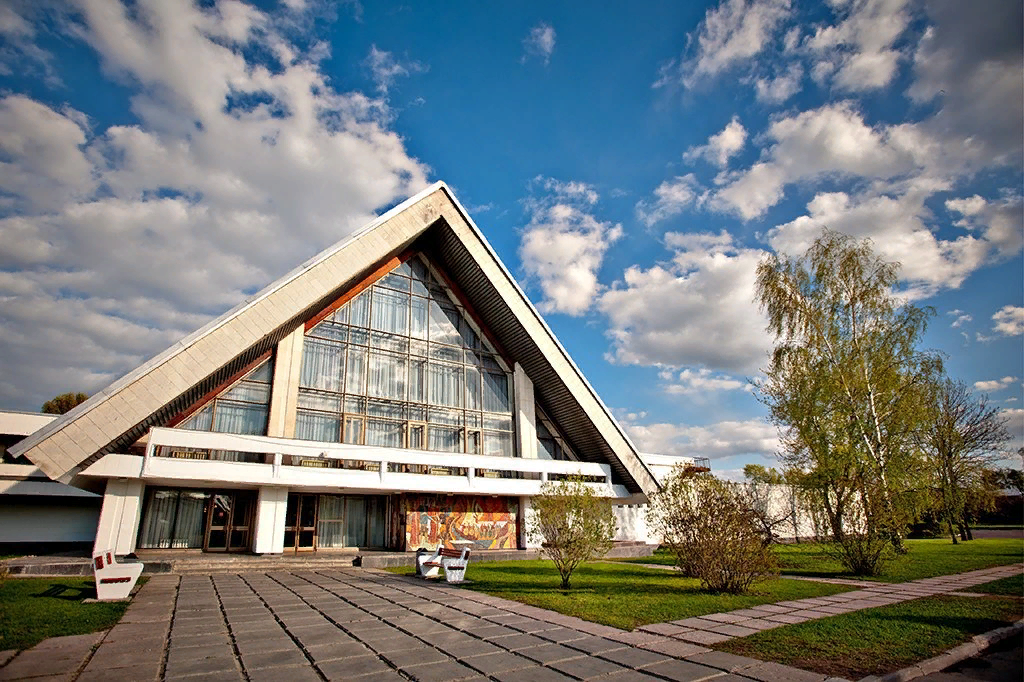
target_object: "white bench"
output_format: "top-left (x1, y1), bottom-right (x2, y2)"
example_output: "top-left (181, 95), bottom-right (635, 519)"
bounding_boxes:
top-left (93, 550), bottom-right (143, 600)
top-left (420, 547), bottom-right (471, 583)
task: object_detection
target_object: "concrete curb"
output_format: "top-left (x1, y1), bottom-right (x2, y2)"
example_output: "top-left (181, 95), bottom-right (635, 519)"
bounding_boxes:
top-left (858, 618), bottom-right (1024, 682)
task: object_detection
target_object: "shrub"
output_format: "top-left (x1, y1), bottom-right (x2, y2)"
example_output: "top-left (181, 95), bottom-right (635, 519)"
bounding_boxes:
top-left (649, 469), bottom-right (779, 593)
top-left (528, 477), bottom-right (617, 589)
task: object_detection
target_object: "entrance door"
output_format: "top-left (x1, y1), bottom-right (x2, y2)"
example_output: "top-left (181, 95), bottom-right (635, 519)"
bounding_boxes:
top-left (284, 493), bottom-right (318, 552)
top-left (204, 491), bottom-right (254, 552)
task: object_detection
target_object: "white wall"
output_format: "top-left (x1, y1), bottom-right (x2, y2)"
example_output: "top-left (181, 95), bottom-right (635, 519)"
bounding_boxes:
top-left (613, 504), bottom-right (652, 543)
top-left (0, 503), bottom-right (99, 543)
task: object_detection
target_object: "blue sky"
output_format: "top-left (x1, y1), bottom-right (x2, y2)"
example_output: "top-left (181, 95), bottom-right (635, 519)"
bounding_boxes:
top-left (1, 0), bottom-right (1021, 476)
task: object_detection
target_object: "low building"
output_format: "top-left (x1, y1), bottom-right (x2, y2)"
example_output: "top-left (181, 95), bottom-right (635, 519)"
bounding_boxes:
top-left (0, 411), bottom-right (101, 553)
top-left (8, 183), bottom-right (660, 558)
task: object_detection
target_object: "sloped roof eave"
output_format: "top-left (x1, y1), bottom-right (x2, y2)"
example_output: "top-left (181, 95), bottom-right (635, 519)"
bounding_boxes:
top-left (11, 182), bottom-right (660, 496)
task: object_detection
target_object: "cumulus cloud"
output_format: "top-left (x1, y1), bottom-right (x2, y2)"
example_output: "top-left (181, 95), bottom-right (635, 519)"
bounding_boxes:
top-left (663, 368), bottom-right (751, 395)
top-left (946, 194), bottom-right (1024, 259)
top-left (807, 0), bottom-right (913, 92)
top-left (947, 309), bottom-right (972, 329)
top-left (522, 22), bottom-right (556, 65)
top-left (598, 230), bottom-right (770, 373)
top-left (991, 306), bottom-right (1024, 337)
top-left (754, 63), bottom-right (803, 103)
top-left (712, 101), bottom-right (925, 220)
top-left (974, 376), bottom-right (1019, 393)
top-left (683, 117), bottom-right (747, 167)
top-left (0, 0), bottom-right (428, 410)
top-left (518, 178), bottom-right (622, 316)
top-left (620, 414), bottom-right (780, 460)
top-left (635, 174), bottom-right (704, 227)
top-left (363, 45), bottom-right (427, 95)
top-left (659, 0), bottom-right (792, 88)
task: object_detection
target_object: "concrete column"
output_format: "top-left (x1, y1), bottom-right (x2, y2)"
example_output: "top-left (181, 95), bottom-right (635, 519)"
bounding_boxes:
top-left (513, 363), bottom-right (537, 460)
top-left (519, 495), bottom-right (543, 548)
top-left (253, 486), bottom-right (289, 554)
top-left (93, 478), bottom-right (145, 556)
top-left (267, 325), bottom-right (305, 439)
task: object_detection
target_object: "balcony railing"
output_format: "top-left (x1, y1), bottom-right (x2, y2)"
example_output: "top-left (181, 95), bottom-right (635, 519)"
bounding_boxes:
top-left (688, 457), bottom-right (711, 471)
top-left (141, 427), bottom-right (631, 498)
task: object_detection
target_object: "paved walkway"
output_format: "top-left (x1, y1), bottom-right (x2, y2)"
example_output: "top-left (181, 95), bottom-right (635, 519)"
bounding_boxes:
top-left (0, 562), bottom-right (1020, 682)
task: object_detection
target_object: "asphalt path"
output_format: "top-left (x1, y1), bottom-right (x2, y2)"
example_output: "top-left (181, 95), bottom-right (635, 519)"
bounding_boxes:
top-left (918, 633), bottom-right (1023, 681)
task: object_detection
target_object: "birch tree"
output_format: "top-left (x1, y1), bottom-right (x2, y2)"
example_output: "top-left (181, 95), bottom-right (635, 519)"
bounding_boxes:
top-left (755, 230), bottom-right (941, 571)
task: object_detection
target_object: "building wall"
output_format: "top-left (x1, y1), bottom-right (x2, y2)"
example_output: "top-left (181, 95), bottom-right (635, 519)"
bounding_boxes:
top-left (402, 494), bottom-right (518, 550)
top-left (0, 498), bottom-right (100, 544)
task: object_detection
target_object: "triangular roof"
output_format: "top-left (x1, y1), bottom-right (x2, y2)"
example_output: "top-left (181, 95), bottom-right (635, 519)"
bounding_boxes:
top-left (12, 182), bottom-right (659, 496)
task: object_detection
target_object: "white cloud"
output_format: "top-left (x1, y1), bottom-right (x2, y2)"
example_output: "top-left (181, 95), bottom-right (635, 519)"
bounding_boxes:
top-left (522, 22), bottom-right (556, 65)
top-left (992, 306), bottom-right (1024, 337)
top-left (683, 116), bottom-right (747, 167)
top-left (712, 101), bottom-right (924, 220)
top-left (621, 414), bottom-right (780, 460)
top-left (599, 230), bottom-right (770, 373)
top-left (665, 0), bottom-right (792, 88)
top-left (807, 0), bottom-right (913, 92)
top-left (974, 376), bottom-right (1019, 393)
top-left (635, 174), bottom-right (704, 227)
top-left (754, 63), bottom-right (803, 103)
top-left (947, 309), bottom-right (972, 328)
top-left (908, 1), bottom-right (1023, 170)
top-left (0, 0), bottom-right (429, 410)
top-left (518, 178), bottom-right (622, 316)
top-left (663, 368), bottom-right (750, 395)
top-left (946, 194), bottom-right (1024, 259)
top-left (363, 45), bottom-right (427, 95)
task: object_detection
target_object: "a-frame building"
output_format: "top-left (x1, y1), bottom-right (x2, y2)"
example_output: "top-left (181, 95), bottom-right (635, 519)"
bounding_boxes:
top-left (10, 183), bottom-right (658, 556)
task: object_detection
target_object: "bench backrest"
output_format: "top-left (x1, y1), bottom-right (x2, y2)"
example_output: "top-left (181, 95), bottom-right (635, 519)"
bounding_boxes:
top-left (439, 547), bottom-right (469, 559)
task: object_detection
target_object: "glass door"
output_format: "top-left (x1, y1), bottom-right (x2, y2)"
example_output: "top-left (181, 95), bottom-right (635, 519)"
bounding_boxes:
top-left (204, 491), bottom-right (254, 552)
top-left (284, 493), bottom-right (318, 552)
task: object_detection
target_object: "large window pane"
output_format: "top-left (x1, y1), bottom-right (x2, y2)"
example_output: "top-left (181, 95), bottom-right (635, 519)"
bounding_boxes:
top-left (300, 339), bottom-right (344, 392)
top-left (181, 405), bottom-right (213, 431)
top-left (365, 419), bottom-right (403, 448)
top-left (465, 366), bottom-right (481, 410)
top-left (346, 347), bottom-right (366, 394)
top-left (428, 425), bottom-right (463, 453)
top-left (349, 291), bottom-right (370, 328)
top-left (371, 287), bottom-right (409, 335)
top-left (482, 371), bottom-right (510, 413)
top-left (295, 411), bottom-right (340, 442)
top-left (367, 351), bottom-right (406, 400)
top-left (343, 416), bottom-right (363, 445)
top-left (484, 430), bottom-right (513, 458)
top-left (428, 362), bottom-right (463, 407)
top-left (410, 297), bottom-right (428, 338)
top-left (428, 299), bottom-right (461, 346)
top-left (345, 497), bottom-right (367, 547)
top-left (408, 358), bottom-right (426, 403)
top-left (214, 402), bottom-right (268, 435)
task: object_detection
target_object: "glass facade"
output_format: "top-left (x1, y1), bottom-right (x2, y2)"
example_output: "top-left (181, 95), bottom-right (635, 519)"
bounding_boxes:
top-left (178, 359), bottom-right (273, 435)
top-left (295, 255), bottom-right (516, 456)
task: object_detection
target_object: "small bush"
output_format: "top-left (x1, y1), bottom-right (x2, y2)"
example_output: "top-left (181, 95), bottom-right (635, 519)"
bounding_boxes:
top-left (649, 469), bottom-right (779, 593)
top-left (528, 477), bottom-right (617, 589)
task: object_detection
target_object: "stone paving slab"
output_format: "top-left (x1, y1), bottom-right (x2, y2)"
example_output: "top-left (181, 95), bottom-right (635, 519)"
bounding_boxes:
top-left (3, 561), bottom-right (1021, 681)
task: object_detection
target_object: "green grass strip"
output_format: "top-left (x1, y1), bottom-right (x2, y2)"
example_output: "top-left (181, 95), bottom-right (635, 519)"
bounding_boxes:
top-left (389, 559), bottom-right (852, 630)
top-left (965, 574), bottom-right (1023, 596)
top-left (0, 577), bottom-right (134, 651)
top-left (717, 594), bottom-right (1023, 680)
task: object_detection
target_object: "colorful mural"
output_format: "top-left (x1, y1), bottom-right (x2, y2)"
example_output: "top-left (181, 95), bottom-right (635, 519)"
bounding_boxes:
top-left (404, 495), bottom-right (518, 550)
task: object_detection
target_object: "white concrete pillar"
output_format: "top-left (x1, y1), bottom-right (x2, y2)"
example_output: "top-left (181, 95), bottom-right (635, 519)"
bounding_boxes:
top-left (519, 495), bottom-right (543, 548)
top-left (513, 363), bottom-right (537, 460)
top-left (267, 325), bottom-right (305, 439)
top-left (253, 486), bottom-right (289, 554)
top-left (93, 478), bottom-right (145, 556)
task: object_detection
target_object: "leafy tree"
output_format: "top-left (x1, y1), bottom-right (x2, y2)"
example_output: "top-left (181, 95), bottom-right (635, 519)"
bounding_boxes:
top-left (918, 378), bottom-right (1010, 543)
top-left (995, 467), bottom-right (1024, 495)
top-left (648, 469), bottom-right (779, 593)
top-left (755, 229), bottom-right (941, 573)
top-left (528, 477), bottom-right (616, 589)
top-left (41, 392), bottom-right (89, 415)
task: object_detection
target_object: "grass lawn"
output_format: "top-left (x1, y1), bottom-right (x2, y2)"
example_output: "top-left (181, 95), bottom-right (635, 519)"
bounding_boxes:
top-left (389, 560), bottom-right (853, 630)
top-left (615, 538), bottom-right (1024, 583)
top-left (717, 594), bottom-right (1024, 680)
top-left (965, 573), bottom-right (1023, 596)
top-left (774, 538), bottom-right (1023, 582)
top-left (0, 577), bottom-right (135, 651)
